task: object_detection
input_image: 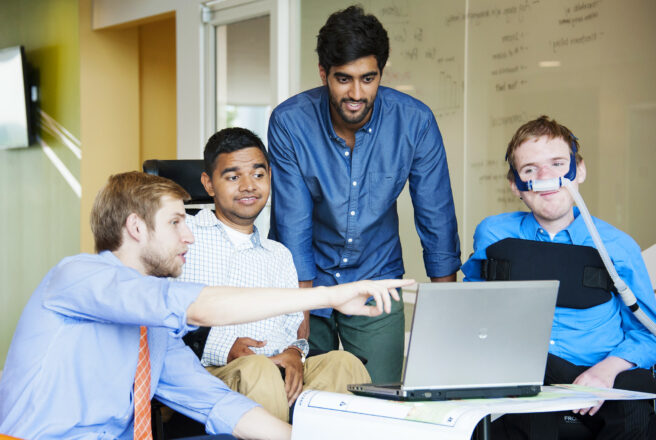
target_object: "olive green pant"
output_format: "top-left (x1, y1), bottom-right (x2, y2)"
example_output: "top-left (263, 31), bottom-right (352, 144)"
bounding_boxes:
top-left (205, 351), bottom-right (370, 422)
top-left (308, 290), bottom-right (405, 384)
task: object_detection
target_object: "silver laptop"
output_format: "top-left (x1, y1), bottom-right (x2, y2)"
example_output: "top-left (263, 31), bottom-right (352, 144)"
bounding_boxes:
top-left (348, 280), bottom-right (559, 401)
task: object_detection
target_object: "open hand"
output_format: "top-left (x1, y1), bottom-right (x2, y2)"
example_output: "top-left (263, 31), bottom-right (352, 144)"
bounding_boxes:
top-left (227, 337), bottom-right (267, 363)
top-left (270, 348), bottom-right (304, 405)
top-left (329, 279), bottom-right (414, 316)
top-left (572, 356), bottom-right (633, 416)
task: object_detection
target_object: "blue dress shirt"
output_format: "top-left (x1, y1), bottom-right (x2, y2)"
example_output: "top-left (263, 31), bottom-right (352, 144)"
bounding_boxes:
top-left (0, 251), bottom-right (258, 439)
top-left (268, 86), bottom-right (461, 317)
top-left (461, 209), bottom-right (656, 369)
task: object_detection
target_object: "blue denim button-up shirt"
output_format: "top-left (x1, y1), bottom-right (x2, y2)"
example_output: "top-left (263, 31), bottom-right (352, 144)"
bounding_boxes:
top-left (268, 86), bottom-right (461, 317)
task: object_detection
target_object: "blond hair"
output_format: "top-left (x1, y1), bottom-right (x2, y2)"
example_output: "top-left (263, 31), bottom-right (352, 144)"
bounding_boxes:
top-left (90, 171), bottom-right (190, 252)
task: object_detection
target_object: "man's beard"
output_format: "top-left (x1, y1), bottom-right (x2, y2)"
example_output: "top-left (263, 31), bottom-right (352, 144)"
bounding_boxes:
top-left (329, 95), bottom-right (374, 125)
top-left (141, 247), bottom-right (182, 278)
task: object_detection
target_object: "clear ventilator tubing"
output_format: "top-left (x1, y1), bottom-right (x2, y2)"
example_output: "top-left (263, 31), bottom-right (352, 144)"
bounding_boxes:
top-left (559, 178), bottom-right (656, 336)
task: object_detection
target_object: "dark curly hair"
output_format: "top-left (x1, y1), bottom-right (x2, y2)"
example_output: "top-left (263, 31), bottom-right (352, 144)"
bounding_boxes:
top-left (316, 6), bottom-right (389, 73)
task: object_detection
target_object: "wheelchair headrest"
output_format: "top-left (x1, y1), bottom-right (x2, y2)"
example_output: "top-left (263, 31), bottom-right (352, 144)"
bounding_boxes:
top-left (142, 159), bottom-right (213, 205)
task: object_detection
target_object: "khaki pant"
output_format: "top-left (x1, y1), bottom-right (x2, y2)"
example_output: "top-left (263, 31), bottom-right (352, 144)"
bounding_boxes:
top-left (205, 351), bottom-right (370, 422)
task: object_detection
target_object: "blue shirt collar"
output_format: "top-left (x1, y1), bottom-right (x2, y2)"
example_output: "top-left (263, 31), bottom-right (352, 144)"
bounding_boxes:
top-left (519, 207), bottom-right (588, 244)
top-left (565, 207), bottom-right (590, 244)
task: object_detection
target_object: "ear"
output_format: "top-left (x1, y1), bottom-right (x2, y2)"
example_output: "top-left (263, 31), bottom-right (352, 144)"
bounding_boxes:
top-left (201, 171), bottom-right (215, 197)
top-left (319, 64), bottom-right (328, 86)
top-left (509, 179), bottom-right (522, 199)
top-left (575, 159), bottom-right (586, 184)
top-left (125, 212), bottom-right (147, 242)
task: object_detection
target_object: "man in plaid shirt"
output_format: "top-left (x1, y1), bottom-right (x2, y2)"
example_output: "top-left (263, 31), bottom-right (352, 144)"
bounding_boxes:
top-left (179, 127), bottom-right (370, 422)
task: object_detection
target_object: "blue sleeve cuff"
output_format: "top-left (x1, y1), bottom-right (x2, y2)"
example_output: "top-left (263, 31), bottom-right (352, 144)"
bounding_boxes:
top-left (205, 392), bottom-right (260, 435)
top-left (608, 349), bottom-right (642, 369)
top-left (609, 343), bottom-right (656, 370)
top-left (423, 252), bottom-right (461, 278)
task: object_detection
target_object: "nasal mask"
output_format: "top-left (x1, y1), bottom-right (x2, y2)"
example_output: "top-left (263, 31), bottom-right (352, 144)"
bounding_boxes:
top-left (507, 137), bottom-right (656, 336)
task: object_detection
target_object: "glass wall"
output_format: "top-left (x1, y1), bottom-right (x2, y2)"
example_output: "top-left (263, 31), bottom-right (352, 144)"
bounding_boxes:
top-left (299, 0), bottom-right (656, 280)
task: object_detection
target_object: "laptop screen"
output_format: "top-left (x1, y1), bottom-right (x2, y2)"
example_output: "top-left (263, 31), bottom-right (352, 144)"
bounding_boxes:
top-left (402, 281), bottom-right (559, 390)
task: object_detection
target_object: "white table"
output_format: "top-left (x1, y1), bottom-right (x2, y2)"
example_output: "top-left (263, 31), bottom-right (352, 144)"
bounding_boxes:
top-left (291, 385), bottom-right (656, 440)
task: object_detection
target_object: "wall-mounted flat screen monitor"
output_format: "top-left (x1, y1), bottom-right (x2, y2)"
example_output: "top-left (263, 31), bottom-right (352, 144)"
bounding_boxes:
top-left (0, 46), bottom-right (33, 149)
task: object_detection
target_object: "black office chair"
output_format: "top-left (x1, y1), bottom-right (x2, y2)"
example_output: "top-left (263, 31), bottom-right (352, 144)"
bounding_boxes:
top-left (143, 159), bottom-right (212, 213)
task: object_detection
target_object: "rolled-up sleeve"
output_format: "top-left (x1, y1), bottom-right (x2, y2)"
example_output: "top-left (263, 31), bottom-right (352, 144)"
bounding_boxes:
top-left (408, 115), bottom-right (461, 278)
top-left (268, 111), bottom-right (317, 281)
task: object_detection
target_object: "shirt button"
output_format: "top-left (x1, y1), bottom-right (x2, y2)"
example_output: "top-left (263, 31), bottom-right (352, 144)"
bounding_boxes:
top-left (350, 211), bottom-right (355, 216)
top-left (347, 238), bottom-right (353, 243)
top-left (352, 181), bottom-right (357, 186)
top-left (343, 258), bottom-right (348, 263)
top-left (539, 229), bottom-right (544, 234)
top-left (549, 340), bottom-right (555, 345)
top-left (345, 151), bottom-right (350, 157)
top-left (368, 128), bottom-right (372, 133)
top-left (335, 272), bottom-right (341, 278)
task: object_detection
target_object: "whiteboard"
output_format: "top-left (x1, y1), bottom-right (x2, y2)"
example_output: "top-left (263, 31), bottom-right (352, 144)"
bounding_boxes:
top-left (299, 0), bottom-right (656, 281)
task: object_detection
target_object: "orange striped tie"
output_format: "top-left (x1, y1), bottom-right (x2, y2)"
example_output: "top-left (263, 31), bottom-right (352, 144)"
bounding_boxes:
top-left (134, 326), bottom-right (152, 440)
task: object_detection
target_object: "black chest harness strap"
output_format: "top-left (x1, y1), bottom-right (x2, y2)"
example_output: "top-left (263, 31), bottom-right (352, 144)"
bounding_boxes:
top-left (482, 238), bottom-right (615, 309)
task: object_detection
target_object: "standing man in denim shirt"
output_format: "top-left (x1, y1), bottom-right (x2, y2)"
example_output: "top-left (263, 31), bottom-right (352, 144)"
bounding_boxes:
top-left (268, 6), bottom-right (461, 383)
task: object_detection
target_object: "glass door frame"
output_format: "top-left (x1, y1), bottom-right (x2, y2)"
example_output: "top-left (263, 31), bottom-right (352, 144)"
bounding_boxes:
top-left (202, 0), bottom-right (298, 142)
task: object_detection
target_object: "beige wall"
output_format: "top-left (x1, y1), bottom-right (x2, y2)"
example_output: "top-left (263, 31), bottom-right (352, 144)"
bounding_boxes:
top-left (92, 0), bottom-right (209, 160)
top-left (139, 16), bottom-right (177, 163)
top-left (79, 0), bottom-right (140, 252)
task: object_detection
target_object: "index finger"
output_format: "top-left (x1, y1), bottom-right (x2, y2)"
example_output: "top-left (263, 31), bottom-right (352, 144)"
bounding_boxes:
top-left (375, 279), bottom-right (411, 312)
top-left (375, 278), bottom-right (415, 290)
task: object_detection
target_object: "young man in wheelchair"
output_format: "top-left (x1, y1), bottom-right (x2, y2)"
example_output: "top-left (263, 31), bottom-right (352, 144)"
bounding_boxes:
top-left (462, 116), bottom-right (656, 439)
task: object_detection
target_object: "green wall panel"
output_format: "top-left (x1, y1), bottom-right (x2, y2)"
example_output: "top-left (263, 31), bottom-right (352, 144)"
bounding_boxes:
top-left (0, 0), bottom-right (80, 369)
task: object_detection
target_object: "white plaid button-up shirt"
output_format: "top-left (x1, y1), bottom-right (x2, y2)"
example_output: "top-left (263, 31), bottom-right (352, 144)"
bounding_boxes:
top-left (179, 208), bottom-right (308, 367)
